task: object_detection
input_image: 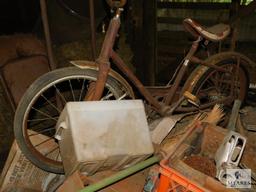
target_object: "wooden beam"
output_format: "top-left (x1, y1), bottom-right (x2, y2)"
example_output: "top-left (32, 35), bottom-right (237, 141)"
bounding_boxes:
top-left (157, 2), bottom-right (231, 10)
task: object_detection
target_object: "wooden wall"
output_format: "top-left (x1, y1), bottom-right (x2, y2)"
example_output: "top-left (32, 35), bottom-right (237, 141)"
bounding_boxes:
top-left (129, 0), bottom-right (256, 85)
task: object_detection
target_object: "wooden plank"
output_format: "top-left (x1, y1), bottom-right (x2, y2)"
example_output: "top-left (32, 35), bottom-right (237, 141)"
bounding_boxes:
top-left (57, 171), bottom-right (84, 192)
top-left (157, 2), bottom-right (231, 10)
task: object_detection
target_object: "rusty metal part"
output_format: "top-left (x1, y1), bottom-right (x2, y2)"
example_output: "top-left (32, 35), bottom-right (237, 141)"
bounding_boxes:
top-left (90, 15), bottom-right (121, 101)
top-left (106, 0), bottom-right (127, 8)
top-left (111, 51), bottom-right (164, 114)
top-left (92, 62), bottom-right (111, 100)
top-left (182, 51), bottom-right (254, 97)
top-left (181, 52), bottom-right (251, 109)
top-left (84, 82), bottom-right (96, 101)
top-left (183, 91), bottom-right (200, 107)
top-left (98, 17), bottom-right (120, 64)
top-left (70, 60), bottom-right (135, 98)
top-left (191, 56), bottom-right (231, 73)
top-left (40, 0), bottom-right (56, 70)
top-left (164, 37), bottom-right (201, 106)
top-left (146, 86), bottom-right (181, 110)
top-left (176, 96), bottom-right (234, 113)
top-left (89, 0), bottom-right (96, 60)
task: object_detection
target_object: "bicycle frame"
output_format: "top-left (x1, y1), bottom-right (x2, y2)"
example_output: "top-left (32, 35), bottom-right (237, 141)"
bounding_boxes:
top-left (89, 8), bottom-right (236, 116)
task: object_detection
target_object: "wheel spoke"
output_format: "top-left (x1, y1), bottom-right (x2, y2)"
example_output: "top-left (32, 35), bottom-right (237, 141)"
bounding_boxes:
top-left (28, 117), bottom-right (58, 122)
top-left (41, 94), bottom-right (61, 113)
top-left (118, 93), bottom-right (128, 100)
top-left (69, 80), bottom-right (76, 101)
top-left (79, 78), bottom-right (86, 101)
top-left (56, 151), bottom-right (61, 161)
top-left (45, 146), bottom-right (59, 157)
top-left (54, 85), bottom-right (67, 104)
top-left (32, 107), bottom-right (58, 122)
top-left (28, 127), bottom-right (56, 136)
top-left (101, 90), bottom-right (113, 100)
top-left (34, 137), bottom-right (54, 147)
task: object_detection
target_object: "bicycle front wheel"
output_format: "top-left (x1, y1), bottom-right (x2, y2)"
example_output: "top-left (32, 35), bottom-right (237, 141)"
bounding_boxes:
top-left (14, 67), bottom-right (128, 174)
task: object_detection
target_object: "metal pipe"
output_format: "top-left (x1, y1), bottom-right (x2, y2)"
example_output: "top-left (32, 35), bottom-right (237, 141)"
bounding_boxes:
top-left (40, 0), bottom-right (56, 70)
top-left (164, 38), bottom-right (200, 106)
top-left (79, 156), bottom-right (160, 192)
top-left (190, 56), bottom-right (231, 73)
top-left (98, 16), bottom-right (120, 64)
top-left (89, 0), bottom-right (96, 60)
top-left (91, 16), bottom-right (121, 100)
top-left (111, 51), bottom-right (164, 114)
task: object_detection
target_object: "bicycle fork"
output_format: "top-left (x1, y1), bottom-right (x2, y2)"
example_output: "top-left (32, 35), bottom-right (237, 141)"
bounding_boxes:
top-left (84, 10), bottom-right (122, 101)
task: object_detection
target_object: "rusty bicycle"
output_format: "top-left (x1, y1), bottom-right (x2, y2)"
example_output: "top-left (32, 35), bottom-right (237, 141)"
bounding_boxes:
top-left (14, 0), bottom-right (253, 174)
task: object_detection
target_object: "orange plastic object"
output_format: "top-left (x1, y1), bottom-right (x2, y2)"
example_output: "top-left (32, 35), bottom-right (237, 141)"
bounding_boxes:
top-left (155, 159), bottom-right (206, 192)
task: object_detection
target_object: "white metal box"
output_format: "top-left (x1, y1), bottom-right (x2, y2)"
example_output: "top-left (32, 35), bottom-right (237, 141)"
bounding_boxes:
top-left (55, 100), bottom-right (154, 176)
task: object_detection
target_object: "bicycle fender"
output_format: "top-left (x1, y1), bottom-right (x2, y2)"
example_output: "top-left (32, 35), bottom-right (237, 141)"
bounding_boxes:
top-left (182, 51), bottom-right (255, 94)
top-left (70, 60), bottom-right (135, 98)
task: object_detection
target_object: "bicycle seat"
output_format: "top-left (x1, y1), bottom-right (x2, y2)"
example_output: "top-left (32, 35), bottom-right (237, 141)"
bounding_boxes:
top-left (183, 18), bottom-right (230, 42)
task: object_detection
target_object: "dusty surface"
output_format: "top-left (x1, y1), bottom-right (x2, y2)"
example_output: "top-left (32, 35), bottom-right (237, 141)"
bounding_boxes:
top-left (183, 155), bottom-right (216, 178)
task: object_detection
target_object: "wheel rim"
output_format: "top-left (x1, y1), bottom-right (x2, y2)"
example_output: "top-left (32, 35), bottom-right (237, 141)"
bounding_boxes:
top-left (22, 74), bottom-right (122, 169)
top-left (194, 63), bottom-right (247, 106)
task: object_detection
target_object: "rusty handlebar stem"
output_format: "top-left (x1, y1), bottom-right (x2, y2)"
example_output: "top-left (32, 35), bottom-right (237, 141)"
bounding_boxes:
top-left (106, 0), bottom-right (127, 8)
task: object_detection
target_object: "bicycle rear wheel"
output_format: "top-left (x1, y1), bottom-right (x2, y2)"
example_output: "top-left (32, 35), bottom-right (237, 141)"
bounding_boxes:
top-left (14, 67), bottom-right (131, 174)
top-left (183, 54), bottom-right (249, 109)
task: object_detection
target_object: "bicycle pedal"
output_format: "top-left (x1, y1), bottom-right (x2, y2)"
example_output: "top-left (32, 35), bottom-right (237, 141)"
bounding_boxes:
top-left (183, 91), bottom-right (200, 107)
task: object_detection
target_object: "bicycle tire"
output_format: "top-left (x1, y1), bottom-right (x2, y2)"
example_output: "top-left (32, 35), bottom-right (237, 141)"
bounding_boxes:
top-left (183, 53), bottom-right (249, 108)
top-left (14, 67), bottom-right (130, 174)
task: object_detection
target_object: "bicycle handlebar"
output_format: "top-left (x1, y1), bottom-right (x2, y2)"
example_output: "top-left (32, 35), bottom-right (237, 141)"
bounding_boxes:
top-left (106, 0), bottom-right (127, 8)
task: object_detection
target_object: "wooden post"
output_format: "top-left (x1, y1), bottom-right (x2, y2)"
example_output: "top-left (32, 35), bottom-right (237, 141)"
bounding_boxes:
top-left (130, 0), bottom-right (157, 85)
top-left (130, 0), bottom-right (144, 83)
top-left (229, 0), bottom-right (240, 51)
top-left (142, 0), bottom-right (157, 85)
